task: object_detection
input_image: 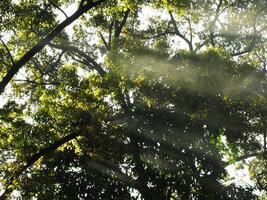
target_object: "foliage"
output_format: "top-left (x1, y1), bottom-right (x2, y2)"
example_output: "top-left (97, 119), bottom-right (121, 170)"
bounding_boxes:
top-left (0, 0), bottom-right (266, 199)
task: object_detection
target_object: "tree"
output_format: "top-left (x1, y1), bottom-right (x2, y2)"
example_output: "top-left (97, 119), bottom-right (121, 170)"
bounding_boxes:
top-left (0, 0), bottom-right (266, 199)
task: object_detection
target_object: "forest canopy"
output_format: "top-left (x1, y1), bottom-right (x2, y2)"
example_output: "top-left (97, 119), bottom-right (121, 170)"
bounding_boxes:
top-left (0, 0), bottom-right (266, 199)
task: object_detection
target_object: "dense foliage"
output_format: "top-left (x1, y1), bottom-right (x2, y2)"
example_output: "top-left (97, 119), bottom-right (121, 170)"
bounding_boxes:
top-left (0, 0), bottom-right (266, 199)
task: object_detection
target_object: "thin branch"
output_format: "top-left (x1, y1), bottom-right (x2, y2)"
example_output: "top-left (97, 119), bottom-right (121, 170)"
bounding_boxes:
top-left (195, 31), bottom-right (261, 52)
top-left (185, 16), bottom-right (193, 45)
top-left (48, 0), bottom-right (68, 19)
top-left (44, 50), bottom-right (65, 75)
top-left (99, 32), bottom-right (110, 50)
top-left (108, 20), bottom-right (114, 46)
top-left (195, 39), bottom-right (209, 52)
top-left (264, 130), bottom-right (266, 153)
top-left (79, 0), bottom-right (86, 8)
top-left (49, 43), bottom-right (106, 77)
top-left (14, 79), bottom-right (60, 86)
top-left (0, 37), bottom-right (14, 65)
top-left (169, 11), bottom-right (193, 52)
top-left (0, 0), bottom-right (106, 95)
top-left (0, 132), bottom-right (80, 200)
top-left (209, 0), bottom-right (223, 46)
top-left (234, 152), bottom-right (262, 162)
top-left (114, 9), bottom-right (130, 38)
top-left (196, 31), bottom-right (260, 56)
top-left (231, 5), bottom-right (267, 57)
top-left (231, 37), bottom-right (257, 57)
top-left (73, 56), bottom-right (101, 73)
top-left (217, 18), bottom-right (226, 30)
top-left (128, 30), bottom-right (176, 40)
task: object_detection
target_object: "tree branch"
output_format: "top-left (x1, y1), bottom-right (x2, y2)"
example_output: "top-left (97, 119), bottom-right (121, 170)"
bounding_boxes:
top-left (49, 43), bottom-right (106, 77)
top-left (169, 12), bottom-right (193, 52)
top-left (264, 130), bottom-right (266, 153)
top-left (0, 132), bottom-right (80, 200)
top-left (14, 79), bottom-right (60, 86)
top-left (108, 20), bottom-right (114, 46)
top-left (114, 10), bottom-right (130, 38)
top-left (0, 37), bottom-right (14, 65)
top-left (209, 0), bottom-right (223, 46)
top-left (185, 15), bottom-right (193, 45)
top-left (79, 0), bottom-right (86, 8)
top-left (231, 5), bottom-right (266, 57)
top-left (0, 0), bottom-right (106, 95)
top-left (99, 32), bottom-right (110, 50)
top-left (48, 0), bottom-right (68, 19)
top-left (231, 37), bottom-right (258, 57)
top-left (127, 30), bottom-right (176, 40)
top-left (234, 152), bottom-right (263, 162)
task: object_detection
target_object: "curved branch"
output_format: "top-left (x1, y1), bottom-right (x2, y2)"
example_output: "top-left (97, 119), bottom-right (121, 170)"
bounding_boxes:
top-left (49, 43), bottom-right (106, 77)
top-left (0, 0), bottom-right (106, 95)
top-left (0, 37), bottom-right (14, 65)
top-left (169, 12), bottom-right (193, 52)
top-left (48, 0), bottom-right (68, 19)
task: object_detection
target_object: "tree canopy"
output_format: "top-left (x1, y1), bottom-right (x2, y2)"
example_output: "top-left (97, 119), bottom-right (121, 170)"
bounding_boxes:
top-left (0, 0), bottom-right (266, 199)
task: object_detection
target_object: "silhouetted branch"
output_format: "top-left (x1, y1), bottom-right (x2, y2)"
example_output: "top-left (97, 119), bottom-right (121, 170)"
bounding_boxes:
top-left (99, 32), bottom-right (110, 50)
top-left (264, 131), bottom-right (267, 153)
top-left (114, 10), bottom-right (130, 38)
top-left (0, 132), bottom-right (80, 200)
top-left (234, 152), bottom-right (263, 162)
top-left (0, 37), bottom-right (14, 65)
top-left (231, 37), bottom-right (257, 56)
top-left (0, 0), bottom-right (106, 95)
top-left (185, 15), bottom-right (193, 45)
top-left (49, 43), bottom-right (106, 77)
top-left (231, 5), bottom-right (267, 57)
top-left (209, 0), bottom-right (223, 46)
top-left (48, 0), bottom-right (68, 19)
top-left (169, 11), bottom-right (193, 52)
top-left (128, 30), bottom-right (176, 40)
